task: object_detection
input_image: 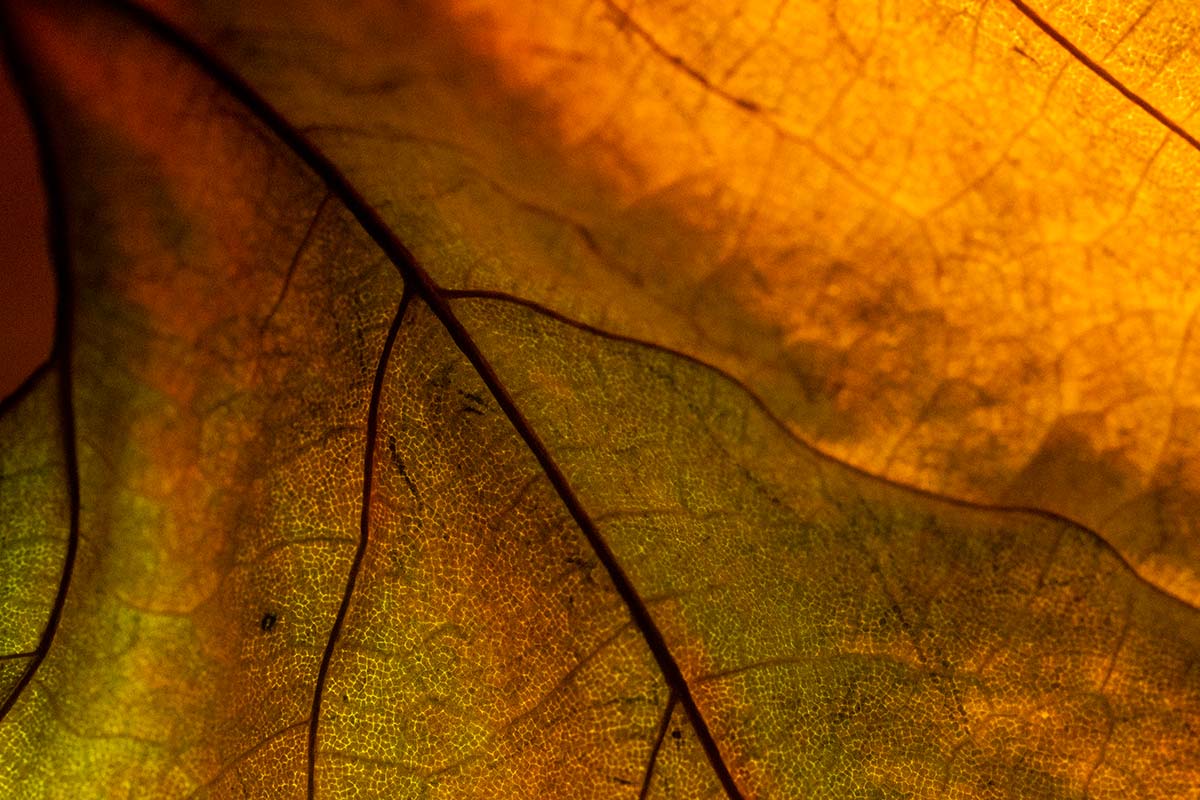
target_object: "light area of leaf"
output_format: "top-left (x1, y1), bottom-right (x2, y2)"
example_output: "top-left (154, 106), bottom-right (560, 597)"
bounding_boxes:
top-left (1021, 0), bottom-right (1200, 125)
top-left (422, 0), bottom-right (1200, 607)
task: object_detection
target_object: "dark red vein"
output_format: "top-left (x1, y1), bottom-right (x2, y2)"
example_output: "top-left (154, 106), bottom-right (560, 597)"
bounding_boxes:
top-left (307, 288), bottom-right (411, 799)
top-left (638, 692), bottom-right (677, 800)
top-left (0, 7), bottom-right (82, 725)
top-left (99, 2), bottom-right (745, 796)
top-left (1007, 0), bottom-right (1200, 154)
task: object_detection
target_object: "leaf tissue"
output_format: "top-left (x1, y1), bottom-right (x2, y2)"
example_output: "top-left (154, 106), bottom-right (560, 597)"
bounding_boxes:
top-left (2, 0), bottom-right (1199, 797)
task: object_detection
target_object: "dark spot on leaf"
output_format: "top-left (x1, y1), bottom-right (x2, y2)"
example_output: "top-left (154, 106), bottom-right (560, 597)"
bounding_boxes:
top-left (260, 612), bottom-right (277, 632)
top-left (458, 389), bottom-right (486, 405)
top-left (458, 389), bottom-right (487, 416)
top-left (733, 96), bottom-right (760, 113)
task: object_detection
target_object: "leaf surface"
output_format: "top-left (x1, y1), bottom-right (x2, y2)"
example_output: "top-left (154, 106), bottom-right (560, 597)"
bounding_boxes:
top-left (2, 0), bottom-right (1200, 798)
top-left (0, 369), bottom-right (68, 708)
top-left (142, 0), bottom-right (1200, 605)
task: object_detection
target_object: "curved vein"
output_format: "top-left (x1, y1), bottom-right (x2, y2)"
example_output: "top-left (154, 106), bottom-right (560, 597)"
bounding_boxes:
top-left (444, 287), bottom-right (1200, 615)
top-left (307, 289), bottom-right (411, 799)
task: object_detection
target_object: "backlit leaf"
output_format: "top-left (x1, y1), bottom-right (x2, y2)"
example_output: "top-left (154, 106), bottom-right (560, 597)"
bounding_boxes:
top-left (2, 0), bottom-right (1199, 797)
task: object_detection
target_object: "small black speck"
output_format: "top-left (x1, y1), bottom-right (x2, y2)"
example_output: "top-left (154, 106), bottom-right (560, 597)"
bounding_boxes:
top-left (671, 728), bottom-right (682, 740)
top-left (260, 612), bottom-right (278, 632)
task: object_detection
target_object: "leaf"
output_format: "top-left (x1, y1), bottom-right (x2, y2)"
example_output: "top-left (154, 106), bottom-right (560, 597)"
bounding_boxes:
top-left (1, 0), bottom-right (1199, 798)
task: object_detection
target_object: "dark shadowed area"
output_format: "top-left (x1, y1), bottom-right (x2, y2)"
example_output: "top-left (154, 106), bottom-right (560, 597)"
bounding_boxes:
top-left (0, 46), bottom-right (54, 400)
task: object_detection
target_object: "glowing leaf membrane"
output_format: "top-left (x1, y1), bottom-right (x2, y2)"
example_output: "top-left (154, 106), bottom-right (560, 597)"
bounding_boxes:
top-left (1, 0), bottom-right (1199, 798)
